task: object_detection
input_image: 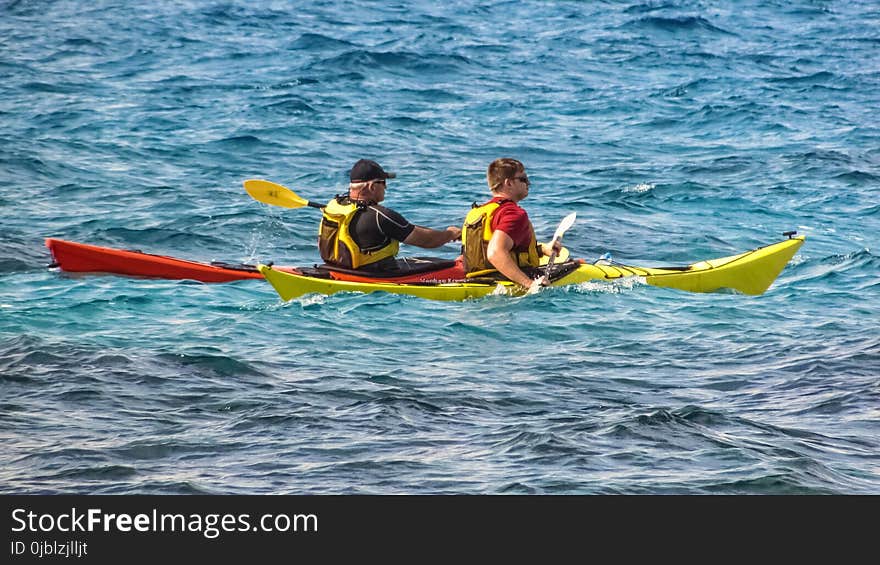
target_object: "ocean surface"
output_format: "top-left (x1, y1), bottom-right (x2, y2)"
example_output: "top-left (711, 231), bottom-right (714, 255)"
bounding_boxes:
top-left (1, 0), bottom-right (878, 494)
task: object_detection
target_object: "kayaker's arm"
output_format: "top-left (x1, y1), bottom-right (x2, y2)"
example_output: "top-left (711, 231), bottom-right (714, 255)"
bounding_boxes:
top-left (487, 230), bottom-right (535, 288)
top-left (403, 226), bottom-right (462, 249)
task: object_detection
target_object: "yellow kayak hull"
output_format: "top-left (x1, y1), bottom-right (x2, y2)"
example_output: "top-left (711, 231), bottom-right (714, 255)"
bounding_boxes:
top-left (259, 236), bottom-right (804, 302)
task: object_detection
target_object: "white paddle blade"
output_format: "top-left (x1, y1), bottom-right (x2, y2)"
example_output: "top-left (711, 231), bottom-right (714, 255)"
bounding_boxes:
top-left (552, 212), bottom-right (577, 243)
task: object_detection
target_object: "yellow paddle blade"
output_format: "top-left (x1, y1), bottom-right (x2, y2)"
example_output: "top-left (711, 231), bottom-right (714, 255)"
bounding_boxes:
top-left (243, 179), bottom-right (310, 209)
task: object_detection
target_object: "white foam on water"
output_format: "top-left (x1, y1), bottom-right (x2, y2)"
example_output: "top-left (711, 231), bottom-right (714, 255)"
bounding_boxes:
top-left (491, 283), bottom-right (511, 296)
top-left (624, 182), bottom-right (655, 193)
top-left (569, 276), bottom-right (645, 294)
top-left (295, 293), bottom-right (329, 306)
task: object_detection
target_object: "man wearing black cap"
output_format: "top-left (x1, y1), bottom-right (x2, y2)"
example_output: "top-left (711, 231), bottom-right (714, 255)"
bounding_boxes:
top-left (317, 159), bottom-right (461, 271)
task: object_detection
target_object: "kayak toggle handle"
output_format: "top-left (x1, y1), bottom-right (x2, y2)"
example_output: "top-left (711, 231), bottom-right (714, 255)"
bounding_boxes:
top-left (783, 231), bottom-right (797, 239)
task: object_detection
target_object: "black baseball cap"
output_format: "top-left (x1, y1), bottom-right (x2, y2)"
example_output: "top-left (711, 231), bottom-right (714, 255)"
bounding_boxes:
top-left (349, 159), bottom-right (396, 182)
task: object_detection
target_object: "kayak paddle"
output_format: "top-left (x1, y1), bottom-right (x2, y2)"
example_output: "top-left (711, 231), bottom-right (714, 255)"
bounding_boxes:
top-left (243, 179), bottom-right (323, 209)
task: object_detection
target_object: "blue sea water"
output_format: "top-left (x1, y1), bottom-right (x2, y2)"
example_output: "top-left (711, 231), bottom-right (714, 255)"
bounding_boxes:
top-left (1, 0), bottom-right (878, 494)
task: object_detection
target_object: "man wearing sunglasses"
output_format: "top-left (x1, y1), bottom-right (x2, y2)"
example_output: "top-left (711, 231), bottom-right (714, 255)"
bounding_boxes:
top-left (461, 158), bottom-right (560, 292)
top-left (318, 159), bottom-right (461, 271)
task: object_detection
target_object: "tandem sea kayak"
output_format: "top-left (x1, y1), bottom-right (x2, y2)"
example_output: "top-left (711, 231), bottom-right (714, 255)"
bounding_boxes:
top-left (45, 235), bottom-right (804, 300)
top-left (258, 235), bottom-right (805, 302)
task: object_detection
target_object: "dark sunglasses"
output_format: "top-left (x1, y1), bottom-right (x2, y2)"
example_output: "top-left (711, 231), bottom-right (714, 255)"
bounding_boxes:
top-left (514, 175), bottom-right (530, 185)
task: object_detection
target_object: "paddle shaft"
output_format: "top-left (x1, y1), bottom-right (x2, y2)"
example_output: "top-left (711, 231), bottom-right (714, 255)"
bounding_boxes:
top-left (545, 246), bottom-right (561, 270)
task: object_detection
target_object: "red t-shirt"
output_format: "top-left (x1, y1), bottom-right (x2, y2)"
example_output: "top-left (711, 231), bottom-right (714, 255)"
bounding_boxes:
top-left (488, 197), bottom-right (533, 251)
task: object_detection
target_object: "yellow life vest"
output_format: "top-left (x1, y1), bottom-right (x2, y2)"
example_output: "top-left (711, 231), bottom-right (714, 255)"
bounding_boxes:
top-left (461, 200), bottom-right (540, 275)
top-left (318, 198), bottom-right (399, 269)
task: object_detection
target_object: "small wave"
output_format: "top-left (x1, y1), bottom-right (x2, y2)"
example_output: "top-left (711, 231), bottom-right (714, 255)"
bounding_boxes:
top-left (20, 81), bottom-right (78, 94)
top-left (654, 77), bottom-right (713, 98)
top-left (264, 77), bottom-right (321, 89)
top-left (52, 464), bottom-right (138, 481)
top-left (784, 248), bottom-right (878, 290)
top-left (328, 71), bottom-right (366, 82)
top-left (634, 409), bottom-right (678, 425)
top-left (623, 3), bottom-right (684, 15)
top-left (690, 155), bottom-right (755, 174)
top-left (770, 335), bottom-right (880, 382)
top-left (290, 33), bottom-right (356, 51)
top-left (819, 248), bottom-right (878, 268)
top-left (263, 96), bottom-right (317, 115)
top-left (66, 294), bottom-right (155, 310)
top-left (309, 49), bottom-right (471, 76)
top-left (0, 151), bottom-right (51, 177)
top-left (389, 116), bottom-right (431, 127)
top-left (702, 474), bottom-right (836, 494)
top-left (206, 134), bottom-right (266, 147)
top-left (155, 351), bottom-right (268, 379)
top-left (674, 405), bottom-right (731, 426)
top-left (53, 389), bottom-right (103, 402)
top-left (797, 391), bottom-right (862, 416)
top-left (31, 108), bottom-right (93, 129)
top-left (860, 204), bottom-right (880, 216)
top-left (490, 429), bottom-right (581, 457)
top-left (767, 70), bottom-right (839, 85)
top-left (603, 406), bottom-right (741, 443)
top-left (833, 170), bottom-right (880, 184)
top-left (498, 482), bottom-right (540, 494)
top-left (113, 439), bottom-right (224, 461)
top-left (372, 394), bottom-right (445, 416)
top-left (628, 16), bottom-right (735, 36)
top-left (196, 2), bottom-right (254, 24)
top-left (129, 481), bottom-right (218, 495)
top-left (229, 412), bottom-right (313, 432)
top-left (783, 149), bottom-right (854, 169)
top-left (687, 102), bottom-right (766, 126)
top-left (396, 88), bottom-right (464, 103)
top-left (62, 37), bottom-right (102, 48)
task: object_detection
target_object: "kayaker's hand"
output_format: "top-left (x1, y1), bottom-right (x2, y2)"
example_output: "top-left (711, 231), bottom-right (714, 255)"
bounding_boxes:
top-left (527, 275), bottom-right (549, 294)
top-left (543, 240), bottom-right (563, 256)
top-left (446, 226), bottom-right (462, 242)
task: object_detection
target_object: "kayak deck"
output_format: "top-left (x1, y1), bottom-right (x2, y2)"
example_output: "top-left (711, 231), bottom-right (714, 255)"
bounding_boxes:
top-left (556, 236), bottom-right (805, 296)
top-left (259, 236), bottom-right (805, 301)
